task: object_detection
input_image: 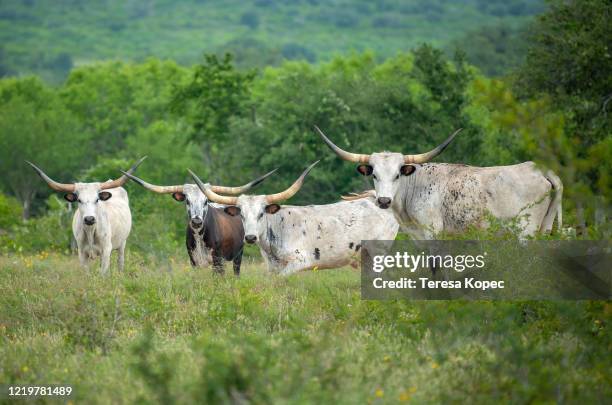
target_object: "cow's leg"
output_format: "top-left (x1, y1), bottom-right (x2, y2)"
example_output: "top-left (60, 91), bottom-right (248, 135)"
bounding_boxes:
top-left (77, 248), bottom-right (89, 271)
top-left (186, 228), bottom-right (197, 267)
top-left (75, 235), bottom-right (90, 271)
top-left (187, 248), bottom-right (197, 267)
top-left (117, 240), bottom-right (126, 272)
top-left (212, 253), bottom-right (225, 275)
top-left (100, 245), bottom-right (112, 276)
top-left (233, 248), bottom-right (243, 276)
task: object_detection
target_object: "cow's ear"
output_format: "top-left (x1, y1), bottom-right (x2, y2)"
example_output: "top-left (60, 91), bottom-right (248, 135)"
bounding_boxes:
top-left (265, 204), bottom-right (281, 214)
top-left (356, 165), bottom-right (373, 176)
top-left (400, 165), bottom-right (416, 176)
top-left (64, 193), bottom-right (78, 203)
top-left (172, 192), bottom-right (186, 202)
top-left (224, 206), bottom-right (241, 216)
top-left (98, 191), bottom-right (112, 201)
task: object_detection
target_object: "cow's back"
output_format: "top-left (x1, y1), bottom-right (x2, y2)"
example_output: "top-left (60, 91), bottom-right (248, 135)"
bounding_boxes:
top-left (262, 198), bottom-right (398, 274)
top-left (477, 162), bottom-right (552, 234)
top-left (424, 162), bottom-right (552, 235)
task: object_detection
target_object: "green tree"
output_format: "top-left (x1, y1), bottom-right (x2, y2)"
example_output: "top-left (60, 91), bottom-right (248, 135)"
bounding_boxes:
top-left (0, 77), bottom-right (88, 218)
top-left (61, 59), bottom-right (188, 156)
top-left (171, 54), bottom-right (255, 144)
top-left (515, 0), bottom-right (612, 222)
top-left (449, 24), bottom-right (529, 77)
top-left (171, 54), bottom-right (255, 173)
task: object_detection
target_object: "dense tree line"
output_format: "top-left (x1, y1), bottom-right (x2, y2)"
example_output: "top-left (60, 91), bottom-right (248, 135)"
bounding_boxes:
top-left (0, 0), bottom-right (544, 82)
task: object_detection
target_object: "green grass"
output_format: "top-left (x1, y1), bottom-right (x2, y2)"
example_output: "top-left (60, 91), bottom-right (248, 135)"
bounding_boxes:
top-left (0, 252), bottom-right (609, 404)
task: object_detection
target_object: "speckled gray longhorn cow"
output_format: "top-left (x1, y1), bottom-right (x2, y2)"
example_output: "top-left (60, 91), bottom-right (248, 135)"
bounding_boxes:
top-left (121, 169), bottom-right (276, 273)
top-left (316, 127), bottom-right (563, 238)
top-left (190, 162), bottom-right (399, 275)
top-left (26, 157), bottom-right (147, 275)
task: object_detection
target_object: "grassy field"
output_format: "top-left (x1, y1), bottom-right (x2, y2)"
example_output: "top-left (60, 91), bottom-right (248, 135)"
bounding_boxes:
top-left (0, 252), bottom-right (610, 404)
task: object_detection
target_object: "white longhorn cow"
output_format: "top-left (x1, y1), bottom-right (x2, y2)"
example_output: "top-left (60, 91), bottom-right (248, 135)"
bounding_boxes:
top-left (190, 162), bottom-right (399, 275)
top-left (316, 127), bottom-right (563, 238)
top-left (27, 158), bottom-right (146, 274)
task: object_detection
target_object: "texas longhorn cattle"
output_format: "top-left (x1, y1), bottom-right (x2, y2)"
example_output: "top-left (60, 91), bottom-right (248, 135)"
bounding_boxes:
top-left (121, 169), bottom-right (276, 274)
top-left (190, 162), bottom-right (399, 275)
top-left (26, 157), bottom-right (147, 275)
top-left (316, 127), bottom-right (563, 238)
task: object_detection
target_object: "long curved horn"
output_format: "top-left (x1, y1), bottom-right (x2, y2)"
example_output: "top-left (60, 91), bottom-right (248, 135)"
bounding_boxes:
top-left (120, 171), bottom-right (184, 194)
top-left (189, 169), bottom-right (238, 205)
top-left (210, 168), bottom-right (278, 195)
top-left (265, 161), bottom-right (319, 204)
top-left (26, 161), bottom-right (75, 192)
top-left (100, 156), bottom-right (147, 190)
top-left (341, 190), bottom-right (376, 201)
top-left (404, 128), bottom-right (462, 164)
top-left (314, 126), bottom-right (370, 164)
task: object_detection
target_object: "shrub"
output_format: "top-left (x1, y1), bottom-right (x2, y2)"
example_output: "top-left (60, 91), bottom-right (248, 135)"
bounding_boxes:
top-left (0, 194), bottom-right (73, 253)
top-left (0, 192), bottom-right (22, 229)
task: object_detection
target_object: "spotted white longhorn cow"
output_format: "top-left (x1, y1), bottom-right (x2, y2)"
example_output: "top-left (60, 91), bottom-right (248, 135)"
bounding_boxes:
top-left (26, 157), bottom-right (146, 275)
top-left (121, 168), bottom-right (277, 273)
top-left (316, 127), bottom-right (563, 238)
top-left (190, 162), bottom-right (399, 275)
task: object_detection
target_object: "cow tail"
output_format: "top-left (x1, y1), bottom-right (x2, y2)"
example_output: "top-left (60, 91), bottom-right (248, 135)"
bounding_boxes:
top-left (540, 170), bottom-right (563, 233)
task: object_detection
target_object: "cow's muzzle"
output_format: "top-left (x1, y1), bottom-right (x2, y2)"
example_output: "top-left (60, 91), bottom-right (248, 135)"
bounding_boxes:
top-left (377, 197), bottom-right (392, 209)
top-left (84, 216), bottom-right (96, 225)
top-left (190, 217), bottom-right (203, 228)
top-left (245, 235), bottom-right (257, 244)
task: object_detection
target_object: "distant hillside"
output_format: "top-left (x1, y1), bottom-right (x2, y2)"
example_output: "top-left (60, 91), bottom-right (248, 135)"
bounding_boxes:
top-left (0, 0), bottom-right (544, 81)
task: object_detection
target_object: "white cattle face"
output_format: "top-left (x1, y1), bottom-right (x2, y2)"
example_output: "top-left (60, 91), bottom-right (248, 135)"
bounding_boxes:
top-left (315, 126), bottom-right (459, 210)
top-left (224, 195), bottom-right (281, 244)
top-left (64, 183), bottom-right (113, 226)
top-left (173, 184), bottom-right (210, 231)
top-left (358, 153), bottom-right (416, 209)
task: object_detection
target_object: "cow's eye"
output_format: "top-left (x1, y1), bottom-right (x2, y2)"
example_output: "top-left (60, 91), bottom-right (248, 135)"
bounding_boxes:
top-left (95, 198), bottom-right (100, 203)
top-left (258, 213), bottom-right (263, 220)
top-left (395, 174), bottom-right (400, 180)
top-left (372, 174), bottom-right (378, 180)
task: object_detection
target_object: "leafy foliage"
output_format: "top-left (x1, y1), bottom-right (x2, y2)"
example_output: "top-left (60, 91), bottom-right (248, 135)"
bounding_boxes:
top-left (0, 193), bottom-right (22, 229)
top-left (0, 76), bottom-right (87, 218)
top-left (171, 54), bottom-right (255, 145)
top-left (0, 0), bottom-right (545, 81)
top-left (61, 59), bottom-right (188, 156)
top-left (449, 24), bottom-right (529, 77)
top-left (515, 0), bottom-right (612, 215)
